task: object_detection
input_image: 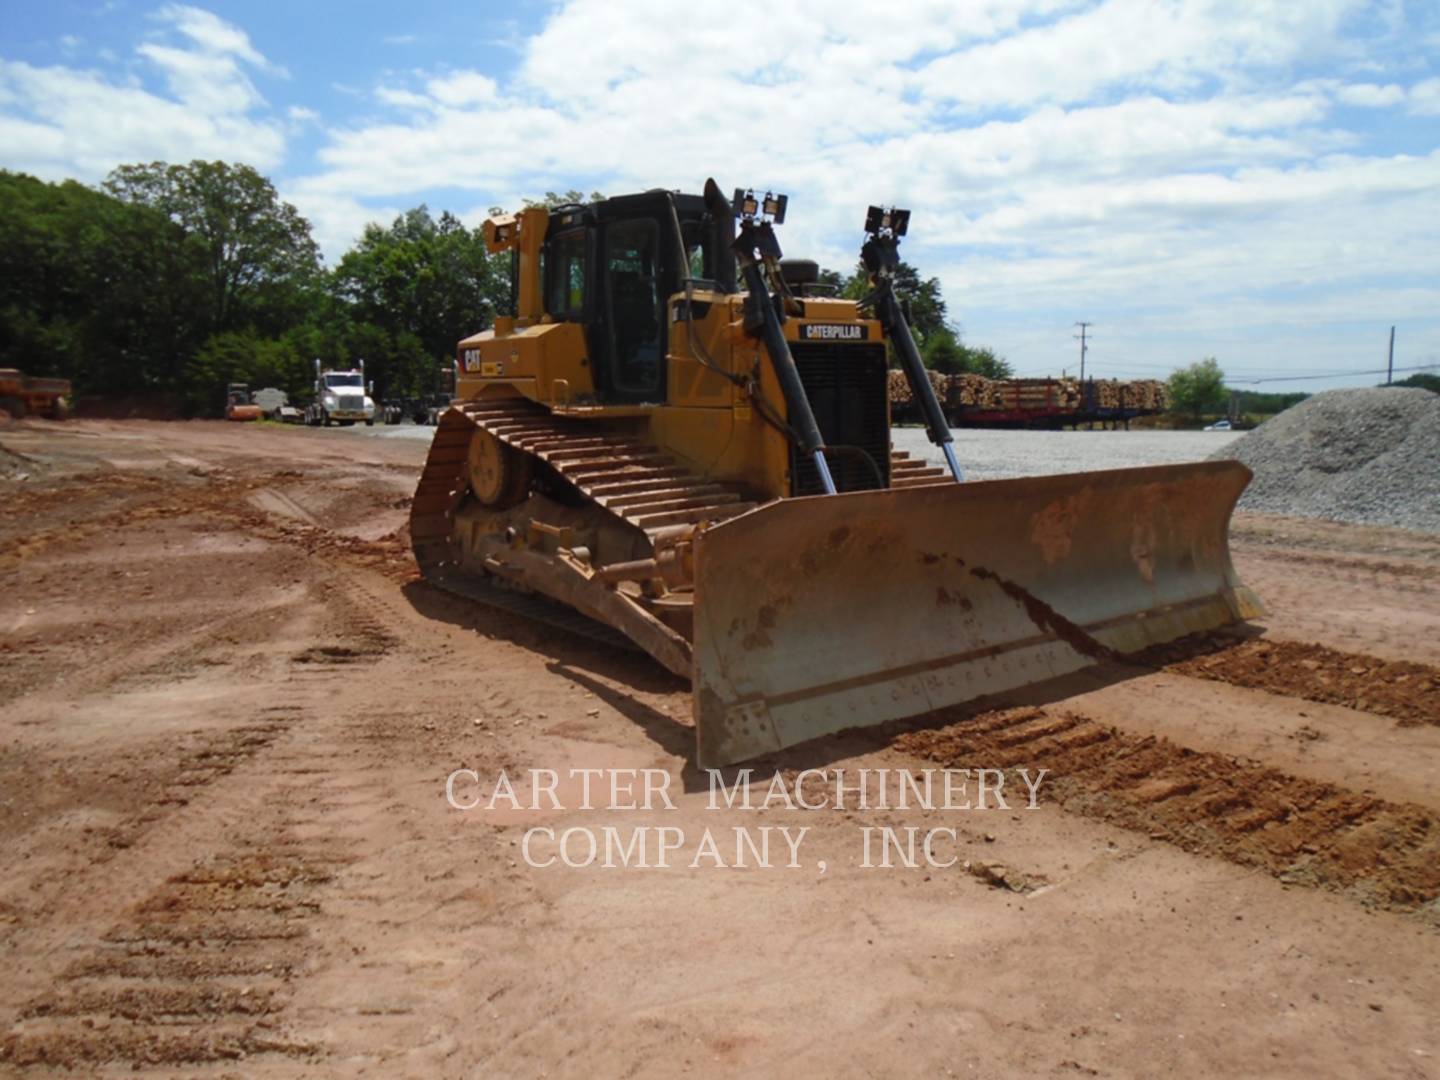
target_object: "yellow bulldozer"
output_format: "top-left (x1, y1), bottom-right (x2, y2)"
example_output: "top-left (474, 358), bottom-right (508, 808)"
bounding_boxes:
top-left (411, 181), bottom-right (1262, 766)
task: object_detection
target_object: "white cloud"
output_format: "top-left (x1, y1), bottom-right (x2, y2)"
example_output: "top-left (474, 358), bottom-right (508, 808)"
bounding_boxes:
top-left (154, 4), bottom-right (277, 73)
top-left (1410, 78), bottom-right (1440, 116)
top-left (136, 42), bottom-right (264, 113)
top-left (0, 6), bottom-right (286, 181)
top-left (3, 2), bottom-right (1434, 378)
top-left (1335, 82), bottom-right (1405, 106)
top-left (427, 70), bottom-right (496, 107)
top-left (281, 0), bottom-right (1436, 377)
top-left (0, 58), bottom-right (284, 179)
top-left (916, 0), bottom-right (1365, 110)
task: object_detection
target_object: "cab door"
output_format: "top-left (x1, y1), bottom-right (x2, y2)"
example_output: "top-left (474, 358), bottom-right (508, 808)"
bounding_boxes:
top-left (590, 202), bottom-right (671, 405)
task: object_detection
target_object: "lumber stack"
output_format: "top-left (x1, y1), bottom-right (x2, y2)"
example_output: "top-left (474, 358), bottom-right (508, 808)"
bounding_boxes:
top-left (886, 372), bottom-right (1169, 417)
top-left (888, 368), bottom-right (913, 407)
top-left (1123, 379), bottom-right (1169, 411)
top-left (994, 378), bottom-right (1082, 411)
top-left (947, 374), bottom-right (1000, 409)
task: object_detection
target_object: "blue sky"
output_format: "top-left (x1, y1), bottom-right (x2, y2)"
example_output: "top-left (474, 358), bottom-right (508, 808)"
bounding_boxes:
top-left (3, 0), bottom-right (1438, 387)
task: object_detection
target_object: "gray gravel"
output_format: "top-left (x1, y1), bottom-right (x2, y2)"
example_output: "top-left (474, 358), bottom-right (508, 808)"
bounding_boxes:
top-left (352, 418), bottom-right (1247, 480)
top-left (894, 427), bottom-right (1241, 481)
top-left (1207, 387), bottom-right (1439, 533)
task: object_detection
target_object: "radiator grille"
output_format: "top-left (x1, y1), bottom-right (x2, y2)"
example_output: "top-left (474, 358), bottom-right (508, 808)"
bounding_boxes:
top-left (789, 342), bottom-right (891, 496)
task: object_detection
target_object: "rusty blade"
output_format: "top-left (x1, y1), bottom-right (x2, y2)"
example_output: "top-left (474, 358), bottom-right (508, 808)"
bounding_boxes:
top-left (691, 460), bottom-right (1264, 767)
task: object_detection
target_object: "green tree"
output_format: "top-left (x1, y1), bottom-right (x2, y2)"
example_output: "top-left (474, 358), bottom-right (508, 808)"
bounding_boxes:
top-left (522, 190), bottom-right (605, 209)
top-left (105, 160), bottom-right (321, 336)
top-left (921, 327), bottom-right (1013, 378)
top-left (839, 260), bottom-right (948, 343)
top-left (331, 206), bottom-right (509, 396)
top-left (1168, 357), bottom-right (1228, 419)
top-left (0, 170), bottom-right (208, 398)
top-left (1393, 372), bottom-right (1439, 393)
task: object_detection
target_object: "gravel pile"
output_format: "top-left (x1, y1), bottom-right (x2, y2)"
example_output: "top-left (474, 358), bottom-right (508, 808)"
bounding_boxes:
top-left (1210, 387), bottom-right (1440, 532)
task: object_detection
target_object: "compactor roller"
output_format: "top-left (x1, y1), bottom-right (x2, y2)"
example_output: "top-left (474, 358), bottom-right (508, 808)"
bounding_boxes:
top-left (411, 182), bottom-right (1263, 766)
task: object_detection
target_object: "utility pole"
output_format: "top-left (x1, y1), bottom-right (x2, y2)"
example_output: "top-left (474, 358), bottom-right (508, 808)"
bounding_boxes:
top-left (1387, 325), bottom-right (1395, 384)
top-left (1074, 322), bottom-right (1092, 381)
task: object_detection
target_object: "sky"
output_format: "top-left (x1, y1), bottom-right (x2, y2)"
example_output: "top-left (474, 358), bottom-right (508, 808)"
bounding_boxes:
top-left (2, 0), bottom-right (1438, 387)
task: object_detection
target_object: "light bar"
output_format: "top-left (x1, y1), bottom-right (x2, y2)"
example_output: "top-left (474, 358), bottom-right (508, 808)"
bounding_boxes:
top-left (732, 187), bottom-right (789, 224)
top-left (864, 205), bottom-right (910, 237)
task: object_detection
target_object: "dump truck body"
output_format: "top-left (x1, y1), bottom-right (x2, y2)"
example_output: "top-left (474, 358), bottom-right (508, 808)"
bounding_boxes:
top-left (0, 369), bottom-right (72, 420)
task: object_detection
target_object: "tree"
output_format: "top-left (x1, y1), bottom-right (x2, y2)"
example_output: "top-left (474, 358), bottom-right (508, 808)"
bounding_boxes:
top-left (1168, 358), bottom-right (1228, 419)
top-left (105, 161), bottom-right (321, 336)
top-left (331, 206), bottom-right (509, 396)
top-left (1393, 372), bottom-right (1439, 393)
top-left (838, 260), bottom-right (948, 343)
top-left (522, 190), bottom-right (605, 209)
top-left (0, 170), bottom-right (208, 397)
top-left (921, 327), bottom-right (1013, 378)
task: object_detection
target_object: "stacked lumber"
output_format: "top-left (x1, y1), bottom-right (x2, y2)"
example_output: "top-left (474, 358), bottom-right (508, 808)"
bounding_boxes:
top-left (1091, 379), bottom-right (1121, 409)
top-left (996, 378), bottom-right (1082, 411)
top-left (885, 373), bottom-right (1168, 416)
top-left (927, 369), bottom-right (948, 404)
top-left (947, 374), bottom-right (1000, 409)
top-left (888, 368), bottom-right (913, 406)
top-left (1124, 379), bottom-right (1168, 410)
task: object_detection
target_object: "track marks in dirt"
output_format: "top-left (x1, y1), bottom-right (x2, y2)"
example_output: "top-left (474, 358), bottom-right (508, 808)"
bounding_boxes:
top-left (4, 464), bottom-right (414, 581)
top-left (0, 849), bottom-right (334, 1069)
top-left (897, 707), bottom-right (1440, 916)
top-left (1141, 635), bottom-right (1439, 727)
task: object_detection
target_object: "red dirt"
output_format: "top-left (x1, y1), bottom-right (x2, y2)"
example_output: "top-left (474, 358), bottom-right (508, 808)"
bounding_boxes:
top-left (1139, 634), bottom-right (1440, 727)
top-left (1, 418), bottom-right (1438, 1077)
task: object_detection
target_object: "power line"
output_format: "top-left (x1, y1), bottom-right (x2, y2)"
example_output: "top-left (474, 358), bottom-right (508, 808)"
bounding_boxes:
top-left (1230, 364), bottom-right (1437, 385)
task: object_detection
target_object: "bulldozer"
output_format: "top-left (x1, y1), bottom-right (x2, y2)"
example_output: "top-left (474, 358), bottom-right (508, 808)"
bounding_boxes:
top-left (410, 181), bottom-right (1262, 767)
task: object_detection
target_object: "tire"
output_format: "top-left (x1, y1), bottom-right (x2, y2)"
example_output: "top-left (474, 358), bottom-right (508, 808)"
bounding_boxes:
top-left (365, 418), bottom-right (374, 427)
top-left (0, 396), bottom-right (26, 419)
top-left (52, 398), bottom-right (70, 421)
top-left (323, 410), bottom-right (333, 427)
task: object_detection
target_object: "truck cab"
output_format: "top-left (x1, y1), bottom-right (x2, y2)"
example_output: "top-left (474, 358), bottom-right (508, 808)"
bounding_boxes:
top-left (307, 363), bottom-right (376, 426)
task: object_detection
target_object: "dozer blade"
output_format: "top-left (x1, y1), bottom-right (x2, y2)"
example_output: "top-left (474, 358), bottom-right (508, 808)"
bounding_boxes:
top-left (691, 460), bottom-right (1263, 767)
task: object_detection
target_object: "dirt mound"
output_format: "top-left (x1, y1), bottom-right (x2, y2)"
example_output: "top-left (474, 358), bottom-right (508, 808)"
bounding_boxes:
top-left (1210, 387), bottom-right (1440, 532)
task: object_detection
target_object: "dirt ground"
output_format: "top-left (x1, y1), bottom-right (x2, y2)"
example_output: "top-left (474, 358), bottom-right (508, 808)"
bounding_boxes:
top-left (1, 418), bottom-right (1437, 1078)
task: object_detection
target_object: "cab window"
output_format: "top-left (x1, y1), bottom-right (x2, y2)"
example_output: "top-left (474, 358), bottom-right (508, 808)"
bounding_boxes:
top-left (604, 219), bottom-right (663, 397)
top-left (682, 221), bottom-right (714, 282)
top-left (546, 229), bottom-right (586, 319)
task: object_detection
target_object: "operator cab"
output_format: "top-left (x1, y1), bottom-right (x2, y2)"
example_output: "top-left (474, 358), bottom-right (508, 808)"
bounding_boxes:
top-left (540, 192), bottom-right (734, 405)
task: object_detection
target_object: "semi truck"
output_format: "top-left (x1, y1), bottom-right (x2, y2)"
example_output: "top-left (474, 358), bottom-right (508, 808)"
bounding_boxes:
top-left (305, 360), bottom-right (376, 427)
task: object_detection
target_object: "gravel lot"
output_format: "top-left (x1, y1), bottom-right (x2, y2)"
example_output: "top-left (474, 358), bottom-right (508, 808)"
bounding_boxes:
top-left (352, 420), bottom-right (1243, 481)
top-left (893, 426), bottom-right (1241, 480)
